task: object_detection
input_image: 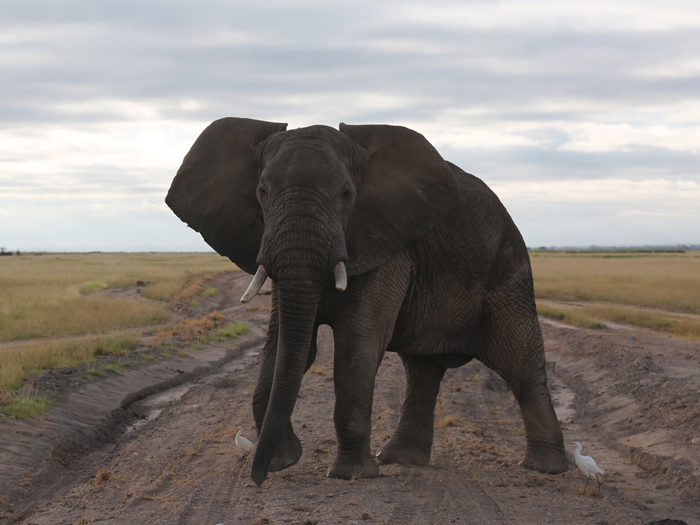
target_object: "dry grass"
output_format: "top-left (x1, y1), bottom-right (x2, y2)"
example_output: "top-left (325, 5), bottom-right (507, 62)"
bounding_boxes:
top-left (0, 334), bottom-right (137, 390)
top-left (537, 301), bottom-right (700, 341)
top-left (175, 273), bottom-right (222, 302)
top-left (532, 250), bottom-right (700, 340)
top-left (94, 469), bottom-right (111, 487)
top-left (535, 304), bottom-right (607, 330)
top-left (436, 416), bottom-right (463, 429)
top-left (673, 319), bottom-right (700, 340)
top-left (582, 304), bottom-right (674, 330)
top-left (155, 312), bottom-right (227, 345)
top-left (574, 483), bottom-right (603, 496)
top-left (0, 252), bottom-right (235, 391)
top-left (0, 252), bottom-right (234, 343)
top-left (531, 250), bottom-right (700, 314)
top-left (1, 296), bottom-right (168, 342)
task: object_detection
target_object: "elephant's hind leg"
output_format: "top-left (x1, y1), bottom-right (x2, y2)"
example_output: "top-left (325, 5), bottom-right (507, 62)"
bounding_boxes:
top-left (512, 374), bottom-right (569, 474)
top-left (481, 313), bottom-right (568, 474)
top-left (377, 354), bottom-right (446, 466)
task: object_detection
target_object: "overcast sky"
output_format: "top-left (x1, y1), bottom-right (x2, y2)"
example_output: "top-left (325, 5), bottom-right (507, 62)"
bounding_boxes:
top-left (1, 0), bottom-right (699, 252)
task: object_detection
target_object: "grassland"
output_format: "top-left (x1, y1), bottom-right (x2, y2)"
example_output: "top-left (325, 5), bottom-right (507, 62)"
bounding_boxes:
top-left (531, 250), bottom-right (700, 339)
top-left (3, 249), bottom-right (699, 418)
top-left (0, 252), bottom-right (234, 343)
top-left (1, 252), bottom-right (236, 410)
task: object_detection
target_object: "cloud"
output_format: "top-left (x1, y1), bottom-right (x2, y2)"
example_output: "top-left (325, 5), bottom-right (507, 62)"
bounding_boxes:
top-left (615, 210), bottom-right (693, 218)
top-left (558, 123), bottom-right (700, 153)
top-left (492, 178), bottom-right (700, 203)
top-left (494, 178), bottom-right (700, 246)
top-left (1, 1), bottom-right (700, 250)
top-left (0, 119), bottom-right (201, 181)
top-left (398, 1), bottom-right (700, 32)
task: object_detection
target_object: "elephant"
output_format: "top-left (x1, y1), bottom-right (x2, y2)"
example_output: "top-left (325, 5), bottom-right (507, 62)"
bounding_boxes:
top-left (166, 117), bottom-right (568, 486)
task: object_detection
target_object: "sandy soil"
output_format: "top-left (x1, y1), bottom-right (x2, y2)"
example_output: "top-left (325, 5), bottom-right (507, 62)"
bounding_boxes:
top-left (1, 271), bottom-right (699, 524)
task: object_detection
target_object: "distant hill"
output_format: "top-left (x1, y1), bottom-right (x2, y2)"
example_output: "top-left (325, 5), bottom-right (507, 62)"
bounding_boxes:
top-left (529, 245), bottom-right (700, 252)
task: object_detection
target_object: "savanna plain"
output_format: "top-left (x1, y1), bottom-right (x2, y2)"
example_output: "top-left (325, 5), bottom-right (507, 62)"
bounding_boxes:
top-left (1, 251), bottom-right (699, 524)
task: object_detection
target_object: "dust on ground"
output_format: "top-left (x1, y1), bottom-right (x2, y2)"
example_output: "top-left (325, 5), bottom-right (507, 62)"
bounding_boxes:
top-left (1, 271), bottom-right (699, 524)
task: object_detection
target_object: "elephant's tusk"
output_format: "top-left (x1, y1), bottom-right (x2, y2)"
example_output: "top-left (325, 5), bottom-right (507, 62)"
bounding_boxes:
top-left (334, 261), bottom-right (347, 292)
top-left (240, 266), bottom-right (268, 303)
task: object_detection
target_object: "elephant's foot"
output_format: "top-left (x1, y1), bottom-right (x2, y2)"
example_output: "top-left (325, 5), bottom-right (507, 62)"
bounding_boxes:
top-left (268, 429), bottom-right (303, 472)
top-left (519, 444), bottom-right (568, 474)
top-left (327, 452), bottom-right (379, 480)
top-left (376, 438), bottom-right (431, 466)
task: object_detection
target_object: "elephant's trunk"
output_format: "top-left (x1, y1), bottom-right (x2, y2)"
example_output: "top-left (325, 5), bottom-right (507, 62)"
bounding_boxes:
top-left (249, 193), bottom-right (348, 486)
top-left (250, 207), bottom-right (340, 486)
top-left (251, 281), bottom-right (320, 486)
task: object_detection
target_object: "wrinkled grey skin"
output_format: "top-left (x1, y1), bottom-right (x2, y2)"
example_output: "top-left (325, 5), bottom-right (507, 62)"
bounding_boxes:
top-left (166, 117), bottom-right (568, 486)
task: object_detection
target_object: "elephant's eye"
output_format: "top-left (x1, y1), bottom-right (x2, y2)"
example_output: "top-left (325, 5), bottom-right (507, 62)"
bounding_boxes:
top-left (258, 186), bottom-right (267, 199)
top-left (341, 188), bottom-right (351, 201)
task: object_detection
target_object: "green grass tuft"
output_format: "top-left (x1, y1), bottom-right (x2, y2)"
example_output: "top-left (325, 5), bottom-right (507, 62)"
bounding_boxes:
top-left (0, 395), bottom-right (55, 419)
top-left (79, 282), bottom-right (107, 295)
top-left (216, 322), bottom-right (250, 340)
top-left (86, 367), bottom-right (106, 377)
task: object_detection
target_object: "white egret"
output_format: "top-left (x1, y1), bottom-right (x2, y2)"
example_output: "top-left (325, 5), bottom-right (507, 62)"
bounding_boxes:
top-left (568, 441), bottom-right (604, 488)
top-left (235, 426), bottom-right (254, 454)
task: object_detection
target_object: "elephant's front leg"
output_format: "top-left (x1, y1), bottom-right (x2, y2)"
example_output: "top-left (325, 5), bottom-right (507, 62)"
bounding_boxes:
top-left (328, 339), bottom-right (383, 479)
top-left (376, 354), bottom-right (446, 466)
top-left (327, 262), bottom-right (409, 479)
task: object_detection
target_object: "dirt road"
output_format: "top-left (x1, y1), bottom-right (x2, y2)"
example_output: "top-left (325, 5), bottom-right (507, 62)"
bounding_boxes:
top-left (2, 272), bottom-right (699, 524)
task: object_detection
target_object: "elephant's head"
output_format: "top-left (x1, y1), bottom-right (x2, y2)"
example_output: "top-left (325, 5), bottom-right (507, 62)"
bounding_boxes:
top-left (166, 117), bottom-right (459, 484)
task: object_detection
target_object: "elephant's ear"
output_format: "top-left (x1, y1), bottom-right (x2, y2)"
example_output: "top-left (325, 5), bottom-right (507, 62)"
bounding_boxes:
top-left (339, 123), bottom-right (460, 275)
top-left (166, 117), bottom-right (287, 274)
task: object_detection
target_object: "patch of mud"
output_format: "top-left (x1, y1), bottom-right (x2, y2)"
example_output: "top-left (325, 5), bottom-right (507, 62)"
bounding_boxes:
top-left (543, 317), bottom-right (700, 524)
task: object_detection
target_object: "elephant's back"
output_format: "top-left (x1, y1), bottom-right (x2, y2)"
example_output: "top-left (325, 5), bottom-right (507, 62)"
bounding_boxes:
top-left (444, 162), bottom-right (532, 288)
top-left (421, 161), bottom-right (528, 283)
top-left (388, 162), bottom-right (534, 354)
